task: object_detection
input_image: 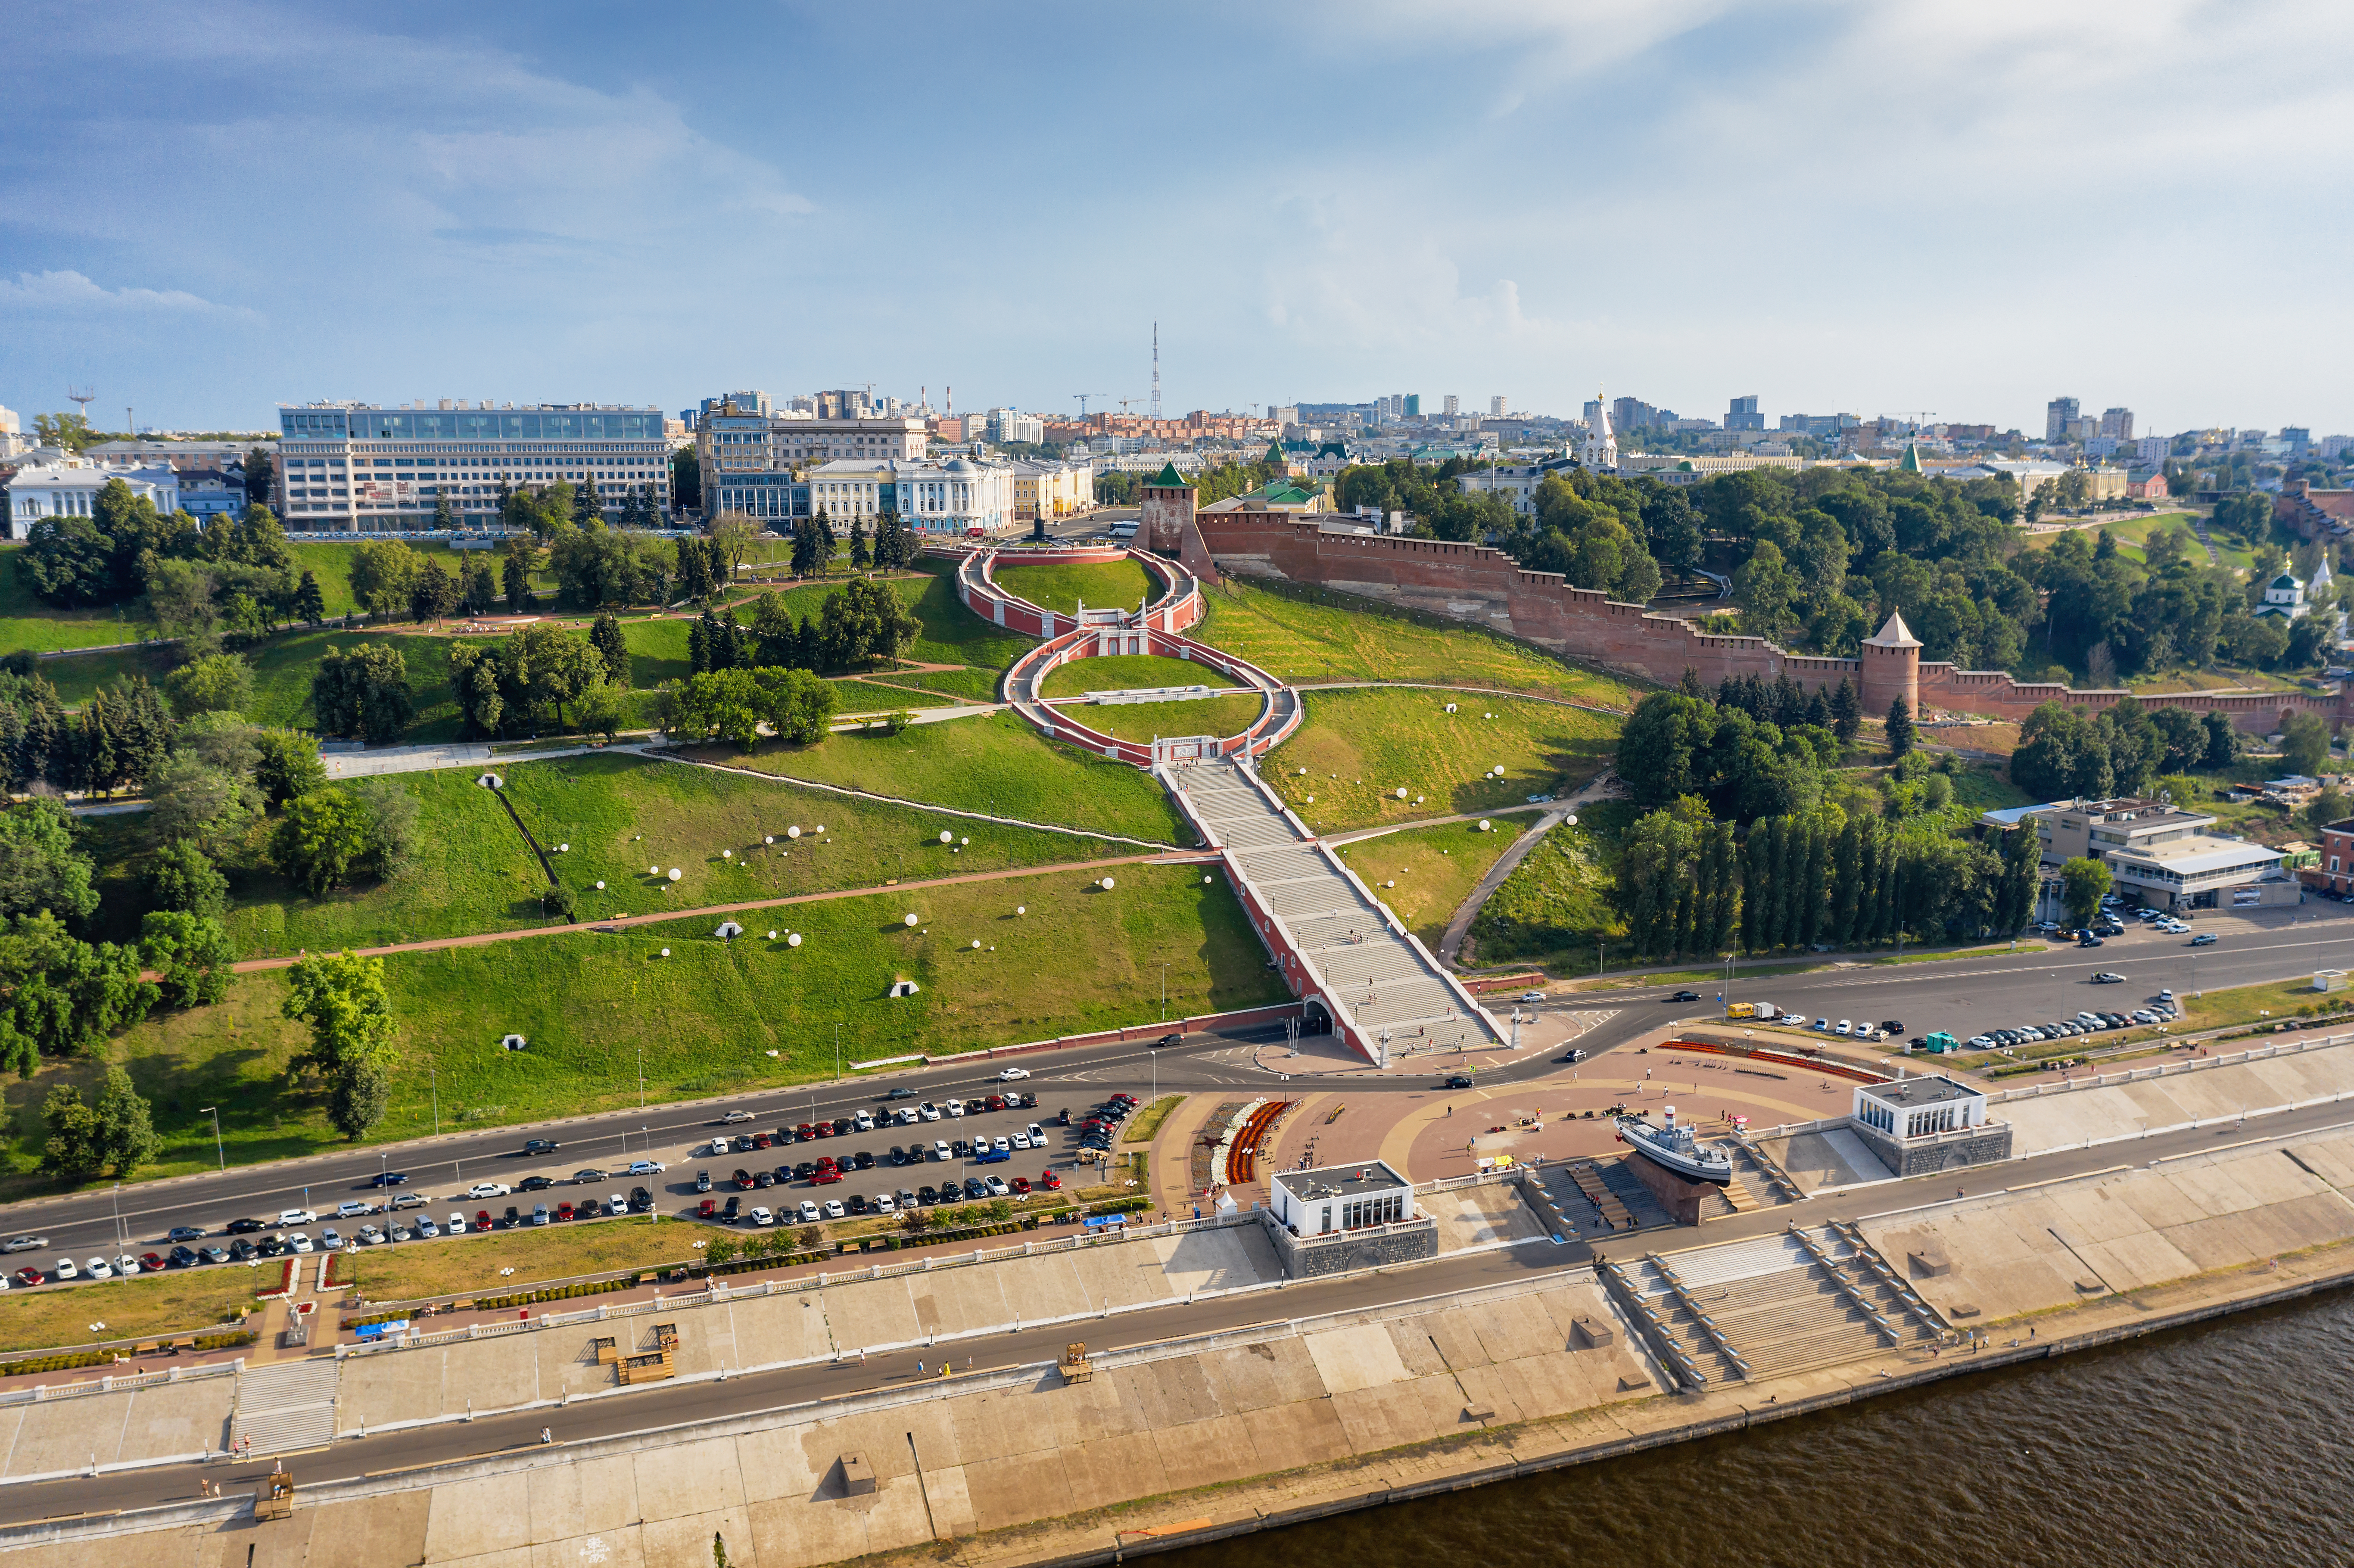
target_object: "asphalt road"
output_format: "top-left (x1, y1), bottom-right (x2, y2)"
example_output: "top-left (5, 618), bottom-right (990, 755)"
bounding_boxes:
top-left (12, 1093), bottom-right (2352, 1525)
top-left (9, 904), bottom-right (2352, 1267)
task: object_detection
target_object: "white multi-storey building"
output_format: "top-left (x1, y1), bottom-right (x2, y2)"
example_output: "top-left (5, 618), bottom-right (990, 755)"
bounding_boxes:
top-left (6, 459), bottom-right (180, 538)
top-left (811, 457), bottom-right (1016, 537)
top-left (274, 401), bottom-right (671, 532)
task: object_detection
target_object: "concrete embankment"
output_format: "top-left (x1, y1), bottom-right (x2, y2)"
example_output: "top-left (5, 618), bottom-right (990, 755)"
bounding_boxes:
top-left (5, 1124), bottom-right (2354, 1567)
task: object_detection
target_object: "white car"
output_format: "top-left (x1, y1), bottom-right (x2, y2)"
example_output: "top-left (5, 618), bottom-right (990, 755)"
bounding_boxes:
top-left (1518, 989), bottom-right (1546, 1003)
top-left (626, 1160), bottom-right (664, 1176)
top-left (943, 1098), bottom-right (965, 1117)
top-left (52, 1257), bottom-right (78, 1280)
top-left (707, 1138), bottom-right (733, 1157)
top-left (466, 1182), bottom-right (511, 1200)
top-left (112, 1254), bottom-right (141, 1275)
top-left (996, 1067), bottom-right (1030, 1082)
top-left (871, 1193), bottom-right (897, 1214)
top-left (919, 1102), bottom-right (942, 1122)
top-left (1011, 1133), bottom-right (1031, 1150)
top-left (895, 1107), bottom-right (918, 1125)
top-left (605, 1193), bottom-right (627, 1216)
top-left (821, 1198), bottom-right (845, 1220)
top-left (797, 1200), bottom-right (821, 1223)
top-left (1028, 1122), bottom-right (1045, 1143)
top-left (720, 1110), bottom-right (754, 1123)
top-left (853, 1111), bottom-right (875, 1131)
top-left (934, 1140), bottom-right (953, 1162)
top-left (448, 1212), bottom-right (468, 1235)
top-left (291, 1233), bottom-right (317, 1253)
top-left (991, 1136), bottom-right (1010, 1154)
top-left (1, 1235), bottom-right (47, 1254)
top-left (984, 1176), bottom-right (1010, 1197)
top-left (748, 1206), bottom-right (774, 1226)
top-left (416, 1217), bottom-right (441, 1238)
top-left (84, 1257), bottom-right (113, 1279)
top-left (277, 1208), bottom-right (317, 1227)
top-left (1834, 1020), bottom-right (1853, 1036)
top-left (355, 1225), bottom-right (384, 1245)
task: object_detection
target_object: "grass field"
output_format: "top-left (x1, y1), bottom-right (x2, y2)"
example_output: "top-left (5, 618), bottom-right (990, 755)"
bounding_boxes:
top-left (707, 711), bottom-right (1191, 843)
top-left (1, 862), bottom-right (1283, 1192)
top-left (1063, 694), bottom-right (1266, 744)
top-left (0, 551), bottom-right (155, 653)
top-left (833, 680), bottom-right (960, 711)
top-left (1193, 577), bottom-right (1643, 708)
top-left (1264, 688), bottom-right (1619, 832)
top-left (35, 629), bottom-right (471, 739)
top-left (329, 1214), bottom-right (705, 1305)
top-left (1038, 653), bottom-right (1239, 699)
top-left (1465, 801), bottom-right (1636, 970)
top-left (742, 562), bottom-right (1030, 672)
top-left (1331, 812), bottom-right (1539, 949)
top-left (0, 1269), bottom-right (270, 1357)
top-left (993, 559), bottom-right (1155, 619)
top-left (858, 667), bottom-right (1003, 703)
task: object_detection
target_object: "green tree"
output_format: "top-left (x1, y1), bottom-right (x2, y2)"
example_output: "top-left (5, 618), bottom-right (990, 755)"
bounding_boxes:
top-left (573, 677), bottom-right (627, 742)
top-left (765, 667), bottom-right (839, 744)
top-left (461, 554), bottom-right (498, 616)
top-left (271, 787), bottom-right (376, 894)
top-left (2201, 711), bottom-right (2238, 769)
top-left (145, 837), bottom-right (228, 917)
top-left (1616, 693), bottom-right (1717, 809)
top-left (163, 653), bottom-right (255, 719)
top-left (39, 1081), bottom-right (103, 1179)
top-left (1993, 815), bottom-right (2043, 935)
top-left (0, 913), bottom-right (157, 1076)
top-left (588, 613), bottom-right (630, 685)
top-left (2281, 709), bottom-right (2332, 777)
top-left (2060, 855), bottom-right (2111, 929)
top-left (294, 569), bottom-right (328, 625)
top-left (346, 540), bottom-right (425, 621)
top-left (502, 541), bottom-right (538, 613)
top-left (408, 557), bottom-right (461, 624)
top-left (1731, 540), bottom-right (1799, 636)
top-left (705, 513), bottom-right (757, 582)
top-left (0, 799), bottom-right (100, 922)
top-left (281, 949), bottom-right (399, 1140)
top-left (144, 753), bottom-right (257, 860)
top-left (310, 644), bottom-right (414, 741)
top-left (254, 728), bottom-right (327, 806)
top-left (353, 778), bottom-right (420, 880)
top-left (675, 536), bottom-right (715, 602)
top-left (1885, 695), bottom-right (1915, 759)
top-left (140, 909), bottom-right (237, 1007)
top-left (849, 518), bottom-right (871, 569)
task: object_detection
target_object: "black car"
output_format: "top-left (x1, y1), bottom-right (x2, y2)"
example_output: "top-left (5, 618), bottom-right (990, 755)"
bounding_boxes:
top-left (1443, 1074), bottom-right (1475, 1089)
top-left (368, 1171), bottom-right (410, 1187)
top-left (1556, 1048), bottom-right (1586, 1064)
top-left (951, 1139), bottom-right (971, 1158)
top-left (722, 1195), bottom-right (741, 1220)
top-left (794, 1161), bottom-right (816, 1181)
top-left (1056, 1108), bottom-right (1072, 1126)
top-left (917, 1185), bottom-right (940, 1205)
top-left (519, 1175), bottom-right (555, 1192)
top-left (167, 1244), bottom-right (199, 1268)
top-left (523, 1138), bottom-right (561, 1156)
top-left (1667, 990), bottom-right (1701, 1003)
top-left (886, 1087), bottom-right (919, 1100)
top-left (730, 1135), bottom-right (755, 1154)
top-left (847, 1194), bottom-right (869, 1215)
top-left (887, 1145), bottom-right (908, 1166)
top-left (166, 1225), bottom-right (206, 1242)
top-left (628, 1187), bottom-right (652, 1211)
top-left (1881, 1020), bottom-right (1905, 1034)
top-left (773, 1127), bottom-right (796, 1145)
top-left (754, 1170), bottom-right (775, 1188)
top-left (963, 1177), bottom-right (989, 1200)
top-left (1155, 1033), bottom-right (1183, 1047)
top-left (227, 1239), bottom-right (256, 1261)
top-left (2079, 935), bottom-right (2104, 948)
top-left (256, 1235), bottom-right (284, 1257)
top-left (694, 1170), bottom-right (712, 1193)
top-left (831, 1117), bottom-right (854, 1136)
top-left (852, 1150), bottom-right (876, 1171)
top-left (224, 1217), bottom-right (266, 1235)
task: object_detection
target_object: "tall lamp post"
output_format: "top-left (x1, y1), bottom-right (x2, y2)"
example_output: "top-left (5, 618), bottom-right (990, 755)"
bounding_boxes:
top-left (198, 1106), bottom-right (224, 1172)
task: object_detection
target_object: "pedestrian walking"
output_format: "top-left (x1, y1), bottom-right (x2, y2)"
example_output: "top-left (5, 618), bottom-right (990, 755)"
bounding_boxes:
top-left (918, 1361), bottom-right (925, 1375)
top-left (540, 1427), bottom-right (553, 1445)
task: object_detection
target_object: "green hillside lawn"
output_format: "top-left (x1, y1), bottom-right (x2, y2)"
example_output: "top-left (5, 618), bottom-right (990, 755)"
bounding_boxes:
top-left (1265, 688), bottom-right (1619, 833)
top-left (729, 562), bottom-right (1029, 672)
top-left (0, 551), bottom-right (156, 653)
top-left (858, 666), bottom-right (1003, 703)
top-left (1062, 694), bottom-right (1265, 744)
top-left (5, 864), bottom-right (1282, 1190)
top-left (1330, 812), bottom-right (1539, 950)
top-left (833, 681), bottom-right (959, 712)
top-left (992, 558), bottom-right (1155, 619)
top-left (1037, 653), bottom-right (1240, 699)
top-left (1464, 802), bottom-right (1637, 970)
top-left (34, 630), bottom-right (467, 739)
top-left (705, 710), bottom-right (1191, 844)
top-left (1193, 576), bottom-right (1643, 708)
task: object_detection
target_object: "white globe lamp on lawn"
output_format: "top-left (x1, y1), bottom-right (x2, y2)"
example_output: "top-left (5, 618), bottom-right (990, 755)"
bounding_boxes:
top-left (596, 880), bottom-right (607, 889)
top-left (1100, 877), bottom-right (1115, 890)
top-left (767, 930), bottom-right (778, 940)
top-left (904, 914), bottom-right (919, 927)
top-left (668, 868), bottom-right (682, 881)
top-left (940, 831), bottom-right (953, 844)
top-left (788, 826), bottom-right (801, 840)
top-left (788, 933), bottom-right (803, 947)
top-left (1015, 905), bottom-right (1025, 915)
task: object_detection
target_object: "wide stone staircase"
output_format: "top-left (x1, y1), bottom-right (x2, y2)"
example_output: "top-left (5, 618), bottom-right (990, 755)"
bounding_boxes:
top-left (231, 1356), bottom-right (341, 1455)
top-left (1625, 1227), bottom-right (1943, 1383)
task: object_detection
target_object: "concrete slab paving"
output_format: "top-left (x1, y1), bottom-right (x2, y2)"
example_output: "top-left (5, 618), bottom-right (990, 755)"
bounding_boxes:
top-left (5, 1391), bottom-right (138, 1477)
top-left (1303, 1324), bottom-right (1411, 1394)
top-left (115, 1380), bottom-right (235, 1462)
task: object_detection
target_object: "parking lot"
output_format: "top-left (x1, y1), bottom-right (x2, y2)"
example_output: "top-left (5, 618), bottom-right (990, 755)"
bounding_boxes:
top-left (0, 1080), bottom-right (1146, 1292)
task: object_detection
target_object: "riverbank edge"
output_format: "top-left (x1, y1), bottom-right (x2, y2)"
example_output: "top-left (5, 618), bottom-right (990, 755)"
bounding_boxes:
top-left (901, 1237), bottom-right (2354, 1568)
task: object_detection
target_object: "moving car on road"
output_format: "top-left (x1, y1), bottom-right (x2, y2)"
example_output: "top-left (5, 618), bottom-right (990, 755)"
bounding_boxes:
top-left (997, 1067), bottom-right (1031, 1081)
top-left (2092, 972), bottom-right (2126, 984)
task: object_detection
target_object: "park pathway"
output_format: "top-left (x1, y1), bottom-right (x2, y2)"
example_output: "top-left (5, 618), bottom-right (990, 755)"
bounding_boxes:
top-left (1435, 771), bottom-right (1621, 970)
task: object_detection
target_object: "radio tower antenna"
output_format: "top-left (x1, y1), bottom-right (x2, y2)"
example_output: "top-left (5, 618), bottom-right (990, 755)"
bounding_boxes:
top-left (67, 385), bottom-right (96, 426)
top-left (1149, 324), bottom-right (1161, 422)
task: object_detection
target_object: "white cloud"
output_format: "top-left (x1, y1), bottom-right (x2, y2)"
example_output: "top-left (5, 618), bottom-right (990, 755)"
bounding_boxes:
top-left (0, 270), bottom-right (261, 321)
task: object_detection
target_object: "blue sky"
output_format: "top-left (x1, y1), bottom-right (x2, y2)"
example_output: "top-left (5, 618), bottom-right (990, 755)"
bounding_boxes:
top-left (3, 0), bottom-right (2348, 436)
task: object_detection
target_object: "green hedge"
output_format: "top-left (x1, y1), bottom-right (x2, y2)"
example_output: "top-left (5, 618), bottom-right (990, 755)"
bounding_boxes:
top-left (0, 1329), bottom-right (254, 1379)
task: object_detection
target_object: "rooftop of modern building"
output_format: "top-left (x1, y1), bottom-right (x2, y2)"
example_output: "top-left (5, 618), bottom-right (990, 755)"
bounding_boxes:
top-left (1857, 1075), bottom-right (1982, 1109)
top-left (1272, 1161), bottom-right (1411, 1201)
top-left (2105, 837), bottom-right (2284, 874)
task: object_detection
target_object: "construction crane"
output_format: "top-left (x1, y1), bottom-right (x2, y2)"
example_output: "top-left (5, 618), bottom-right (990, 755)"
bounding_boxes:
top-left (1073, 394), bottom-right (1111, 417)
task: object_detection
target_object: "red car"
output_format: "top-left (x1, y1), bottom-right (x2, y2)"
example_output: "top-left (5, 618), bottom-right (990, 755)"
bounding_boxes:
top-left (985, 1094), bottom-right (1007, 1112)
top-left (1039, 1170), bottom-right (1062, 1191)
top-left (698, 1198), bottom-right (717, 1218)
top-left (1010, 1176), bottom-right (1031, 1196)
top-left (812, 1122), bottom-right (833, 1139)
top-left (140, 1252), bottom-right (165, 1272)
top-left (752, 1132), bottom-right (772, 1150)
top-left (555, 1202), bottom-right (575, 1221)
top-left (795, 1123), bottom-right (815, 1140)
top-left (811, 1164), bottom-right (843, 1186)
top-left (474, 1210), bottom-right (494, 1232)
top-left (12, 1267), bottom-right (42, 1288)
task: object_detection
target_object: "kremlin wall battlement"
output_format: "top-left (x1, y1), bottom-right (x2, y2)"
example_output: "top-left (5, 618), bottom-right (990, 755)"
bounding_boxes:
top-left (1183, 509), bottom-right (2354, 737)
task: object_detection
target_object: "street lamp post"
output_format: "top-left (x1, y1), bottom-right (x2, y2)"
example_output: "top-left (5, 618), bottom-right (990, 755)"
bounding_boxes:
top-left (199, 1106), bottom-right (224, 1172)
top-left (429, 1064), bottom-right (439, 1136)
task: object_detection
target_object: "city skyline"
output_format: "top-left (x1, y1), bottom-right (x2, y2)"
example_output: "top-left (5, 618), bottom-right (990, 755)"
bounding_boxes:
top-left (2, 0), bottom-right (2347, 434)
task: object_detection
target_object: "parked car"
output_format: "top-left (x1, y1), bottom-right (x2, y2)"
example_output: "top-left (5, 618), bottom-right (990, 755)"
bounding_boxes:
top-left (604, 1194), bottom-right (627, 1217)
top-left (198, 1245), bottom-right (230, 1264)
top-left (519, 1175), bottom-right (555, 1192)
top-left (466, 1182), bottom-right (511, 1200)
top-left (227, 1241), bottom-right (255, 1262)
top-left (168, 1246), bottom-right (198, 1268)
top-left (821, 1198), bottom-right (845, 1220)
top-left (984, 1176), bottom-right (1010, 1198)
top-left (797, 1200), bottom-right (821, 1223)
top-left (355, 1225), bottom-right (385, 1244)
top-left (934, 1140), bottom-right (953, 1161)
top-left (573, 1168), bottom-right (608, 1184)
top-left (415, 1218), bottom-right (441, 1238)
top-left (626, 1159), bottom-right (666, 1176)
top-left (920, 1102), bottom-right (942, 1121)
top-left (694, 1170), bottom-right (713, 1193)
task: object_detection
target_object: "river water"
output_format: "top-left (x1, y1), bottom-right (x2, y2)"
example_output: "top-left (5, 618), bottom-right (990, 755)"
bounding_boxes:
top-left (1164, 1289), bottom-right (2354, 1568)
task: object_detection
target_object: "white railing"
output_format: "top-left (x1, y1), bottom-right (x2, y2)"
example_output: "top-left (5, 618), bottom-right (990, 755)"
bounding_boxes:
top-left (1985, 1030), bottom-right (2351, 1102)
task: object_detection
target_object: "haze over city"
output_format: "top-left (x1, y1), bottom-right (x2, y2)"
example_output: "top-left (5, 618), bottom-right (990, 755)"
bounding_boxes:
top-left (3, 0), bottom-right (2348, 431)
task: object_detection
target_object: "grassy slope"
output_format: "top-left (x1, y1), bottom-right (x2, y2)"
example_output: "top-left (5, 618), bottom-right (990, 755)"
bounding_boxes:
top-left (1264, 687), bottom-right (1619, 833)
top-left (5, 864), bottom-right (1282, 1190)
top-left (859, 667), bottom-right (1002, 703)
top-left (1193, 576), bottom-right (1642, 707)
top-left (834, 681), bottom-right (959, 711)
top-left (1465, 800), bottom-right (1638, 969)
top-left (1331, 812), bottom-right (1538, 950)
top-left (705, 711), bottom-right (1190, 843)
top-left (0, 551), bottom-right (153, 653)
top-left (1037, 653), bottom-right (1239, 699)
top-left (1063, 694), bottom-right (1266, 744)
top-left (992, 559), bottom-right (1155, 618)
top-left (736, 563), bottom-right (1029, 672)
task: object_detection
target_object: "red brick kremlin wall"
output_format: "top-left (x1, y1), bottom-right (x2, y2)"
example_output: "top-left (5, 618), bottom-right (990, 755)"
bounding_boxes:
top-left (1195, 513), bottom-right (2354, 736)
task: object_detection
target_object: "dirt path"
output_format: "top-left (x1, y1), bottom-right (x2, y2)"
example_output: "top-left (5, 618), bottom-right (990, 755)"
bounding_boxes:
top-left (223, 849), bottom-right (1218, 975)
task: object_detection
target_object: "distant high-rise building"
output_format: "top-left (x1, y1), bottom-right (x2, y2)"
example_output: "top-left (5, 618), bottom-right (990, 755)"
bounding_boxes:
top-left (2099, 406), bottom-right (2134, 441)
top-left (1271, 404), bottom-right (1299, 427)
top-left (2134, 435), bottom-right (2170, 467)
top-left (1490, 395), bottom-right (1507, 417)
top-left (1613, 396), bottom-right (1660, 433)
top-left (2281, 426), bottom-right (2312, 455)
top-left (2046, 396), bottom-right (2081, 442)
top-left (1404, 394), bottom-right (1421, 418)
top-left (1725, 395), bottom-right (1764, 432)
top-left (2071, 416), bottom-right (2099, 443)
top-left (1442, 395), bottom-right (1460, 417)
